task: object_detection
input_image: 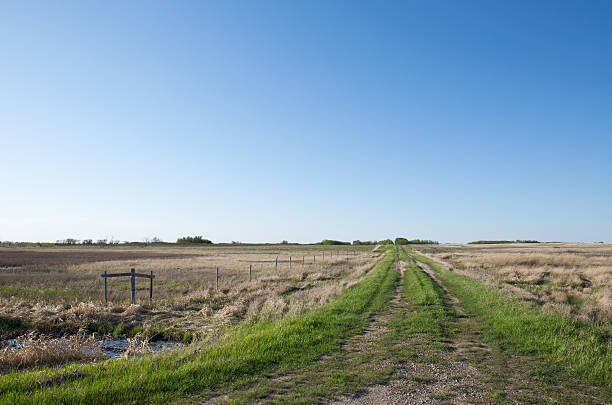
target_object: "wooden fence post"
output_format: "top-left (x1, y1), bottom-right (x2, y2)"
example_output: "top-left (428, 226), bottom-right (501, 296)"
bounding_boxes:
top-left (130, 268), bottom-right (136, 305)
top-left (216, 267), bottom-right (219, 291)
top-left (275, 256), bottom-right (278, 272)
top-left (313, 255), bottom-right (315, 264)
top-left (289, 256), bottom-right (292, 269)
top-left (101, 269), bottom-right (153, 305)
top-left (249, 264), bottom-right (252, 281)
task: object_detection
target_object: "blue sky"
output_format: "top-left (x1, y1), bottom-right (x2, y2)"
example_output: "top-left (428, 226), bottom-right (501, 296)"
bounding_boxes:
top-left (1, 1), bottom-right (611, 243)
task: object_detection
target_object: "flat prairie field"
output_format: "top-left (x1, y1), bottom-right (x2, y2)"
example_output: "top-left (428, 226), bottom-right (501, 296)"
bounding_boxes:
top-left (1, 245), bottom-right (611, 404)
top-left (416, 242), bottom-right (612, 326)
top-left (0, 245), bottom-right (381, 353)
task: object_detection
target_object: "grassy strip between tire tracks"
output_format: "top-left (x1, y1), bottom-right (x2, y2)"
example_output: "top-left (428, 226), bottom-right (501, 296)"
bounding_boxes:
top-left (396, 260), bottom-right (455, 343)
top-left (0, 251), bottom-right (398, 404)
top-left (409, 251), bottom-right (612, 391)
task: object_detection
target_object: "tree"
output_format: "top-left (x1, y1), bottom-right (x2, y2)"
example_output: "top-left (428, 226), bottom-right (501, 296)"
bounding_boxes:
top-left (353, 240), bottom-right (376, 245)
top-left (177, 236), bottom-right (212, 244)
top-left (408, 239), bottom-right (439, 244)
top-left (319, 239), bottom-right (350, 245)
top-left (395, 237), bottom-right (409, 245)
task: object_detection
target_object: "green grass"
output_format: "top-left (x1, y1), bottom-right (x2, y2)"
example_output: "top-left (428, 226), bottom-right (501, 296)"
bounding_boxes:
top-left (0, 285), bottom-right (87, 302)
top-left (397, 263), bottom-right (455, 341)
top-left (220, 253), bottom-right (456, 403)
top-left (0, 317), bottom-right (28, 331)
top-left (0, 253), bottom-right (398, 404)
top-left (410, 253), bottom-right (612, 391)
top-left (409, 374), bottom-right (435, 384)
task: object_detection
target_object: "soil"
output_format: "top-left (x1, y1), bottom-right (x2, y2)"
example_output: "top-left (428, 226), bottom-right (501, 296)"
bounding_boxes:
top-left (0, 248), bottom-right (199, 270)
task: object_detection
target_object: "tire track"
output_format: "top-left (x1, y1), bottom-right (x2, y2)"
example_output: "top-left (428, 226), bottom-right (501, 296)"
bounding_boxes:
top-left (330, 259), bottom-right (486, 404)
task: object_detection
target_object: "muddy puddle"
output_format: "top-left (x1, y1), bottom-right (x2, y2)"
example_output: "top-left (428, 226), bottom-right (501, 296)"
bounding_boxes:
top-left (102, 339), bottom-right (184, 357)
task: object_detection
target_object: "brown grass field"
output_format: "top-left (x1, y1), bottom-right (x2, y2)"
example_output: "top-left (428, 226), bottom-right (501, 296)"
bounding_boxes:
top-left (416, 242), bottom-right (612, 326)
top-left (0, 244), bottom-right (381, 368)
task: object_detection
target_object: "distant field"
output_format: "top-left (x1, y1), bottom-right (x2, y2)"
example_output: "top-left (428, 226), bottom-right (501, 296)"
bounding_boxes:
top-left (416, 243), bottom-right (612, 326)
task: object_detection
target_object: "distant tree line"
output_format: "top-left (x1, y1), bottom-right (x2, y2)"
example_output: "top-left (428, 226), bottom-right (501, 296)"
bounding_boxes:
top-left (352, 240), bottom-right (377, 245)
top-left (324, 239), bottom-right (409, 246)
top-left (352, 238), bottom-right (441, 246)
top-left (395, 238), bottom-right (439, 245)
top-left (353, 239), bottom-right (393, 245)
top-left (0, 241), bottom-right (56, 247)
top-left (1, 236), bottom-right (448, 247)
top-left (176, 236), bottom-right (213, 244)
top-left (20, 237), bottom-right (170, 246)
top-left (319, 239), bottom-right (351, 245)
top-left (469, 240), bottom-right (539, 244)
top-left (55, 238), bottom-right (121, 245)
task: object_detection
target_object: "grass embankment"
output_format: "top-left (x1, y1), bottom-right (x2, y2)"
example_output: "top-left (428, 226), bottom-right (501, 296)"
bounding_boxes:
top-left (411, 253), bottom-right (612, 391)
top-left (0, 252), bottom-right (398, 404)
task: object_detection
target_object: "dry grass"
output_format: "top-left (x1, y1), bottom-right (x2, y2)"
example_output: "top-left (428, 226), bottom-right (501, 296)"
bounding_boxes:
top-left (0, 331), bottom-right (103, 369)
top-left (120, 336), bottom-right (153, 359)
top-left (417, 243), bottom-right (612, 326)
top-left (0, 245), bottom-right (381, 344)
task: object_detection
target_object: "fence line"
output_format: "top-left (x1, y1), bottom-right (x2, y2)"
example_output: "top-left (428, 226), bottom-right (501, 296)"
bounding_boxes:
top-left (207, 250), bottom-right (366, 289)
top-left (100, 250), bottom-right (367, 303)
top-left (101, 268), bottom-right (154, 305)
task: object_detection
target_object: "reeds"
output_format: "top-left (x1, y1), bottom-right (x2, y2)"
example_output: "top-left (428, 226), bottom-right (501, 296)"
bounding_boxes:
top-left (0, 331), bottom-right (103, 369)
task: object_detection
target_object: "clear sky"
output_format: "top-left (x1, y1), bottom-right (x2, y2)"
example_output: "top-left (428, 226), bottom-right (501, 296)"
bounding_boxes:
top-left (1, 1), bottom-right (611, 244)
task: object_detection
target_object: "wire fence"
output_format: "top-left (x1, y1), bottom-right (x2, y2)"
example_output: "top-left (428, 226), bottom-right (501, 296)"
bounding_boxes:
top-left (99, 250), bottom-right (366, 304)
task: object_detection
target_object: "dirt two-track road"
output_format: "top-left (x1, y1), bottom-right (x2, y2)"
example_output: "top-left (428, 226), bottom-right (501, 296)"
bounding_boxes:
top-left (330, 257), bottom-right (610, 405)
